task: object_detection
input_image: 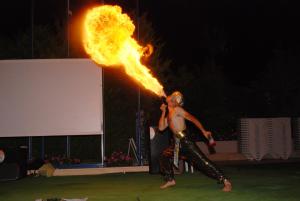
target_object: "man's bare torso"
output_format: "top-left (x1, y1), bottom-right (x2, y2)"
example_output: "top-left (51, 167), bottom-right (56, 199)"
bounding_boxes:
top-left (167, 106), bottom-right (186, 134)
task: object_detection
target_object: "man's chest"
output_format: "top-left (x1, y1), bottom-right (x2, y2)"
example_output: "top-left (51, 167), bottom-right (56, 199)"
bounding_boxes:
top-left (167, 109), bottom-right (181, 123)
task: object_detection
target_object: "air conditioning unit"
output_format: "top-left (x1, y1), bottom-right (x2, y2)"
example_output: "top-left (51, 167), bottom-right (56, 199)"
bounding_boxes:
top-left (238, 118), bottom-right (292, 160)
top-left (292, 118), bottom-right (300, 150)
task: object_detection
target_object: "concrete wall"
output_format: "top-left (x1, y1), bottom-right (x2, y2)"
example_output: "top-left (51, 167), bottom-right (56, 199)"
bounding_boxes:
top-left (196, 140), bottom-right (238, 154)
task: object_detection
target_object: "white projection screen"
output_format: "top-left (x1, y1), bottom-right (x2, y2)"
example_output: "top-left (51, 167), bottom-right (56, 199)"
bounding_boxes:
top-left (0, 59), bottom-right (103, 137)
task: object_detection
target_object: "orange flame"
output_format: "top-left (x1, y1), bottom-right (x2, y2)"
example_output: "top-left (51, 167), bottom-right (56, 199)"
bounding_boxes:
top-left (83, 5), bottom-right (165, 97)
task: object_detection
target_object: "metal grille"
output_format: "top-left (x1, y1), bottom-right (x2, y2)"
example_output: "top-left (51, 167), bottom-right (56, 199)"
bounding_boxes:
top-left (238, 118), bottom-right (292, 160)
top-left (293, 118), bottom-right (300, 150)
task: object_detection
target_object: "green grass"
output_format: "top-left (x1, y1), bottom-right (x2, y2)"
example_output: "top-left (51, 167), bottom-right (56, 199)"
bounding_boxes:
top-left (1, 163), bottom-right (300, 201)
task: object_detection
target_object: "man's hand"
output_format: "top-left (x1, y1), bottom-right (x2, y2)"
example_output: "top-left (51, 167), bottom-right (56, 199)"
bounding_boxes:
top-left (160, 104), bottom-right (167, 113)
top-left (204, 131), bottom-right (216, 147)
top-left (203, 130), bottom-right (212, 138)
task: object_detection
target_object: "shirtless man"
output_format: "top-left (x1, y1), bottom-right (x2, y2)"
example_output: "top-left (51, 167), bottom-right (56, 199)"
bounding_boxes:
top-left (158, 91), bottom-right (232, 192)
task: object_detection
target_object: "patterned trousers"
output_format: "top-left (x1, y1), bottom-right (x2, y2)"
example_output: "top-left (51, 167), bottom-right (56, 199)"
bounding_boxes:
top-left (159, 132), bottom-right (228, 184)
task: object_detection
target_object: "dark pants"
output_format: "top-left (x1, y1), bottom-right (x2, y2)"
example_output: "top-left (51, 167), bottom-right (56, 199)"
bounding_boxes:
top-left (159, 133), bottom-right (228, 184)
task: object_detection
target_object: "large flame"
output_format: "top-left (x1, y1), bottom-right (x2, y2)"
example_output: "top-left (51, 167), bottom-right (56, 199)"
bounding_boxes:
top-left (83, 5), bottom-right (165, 97)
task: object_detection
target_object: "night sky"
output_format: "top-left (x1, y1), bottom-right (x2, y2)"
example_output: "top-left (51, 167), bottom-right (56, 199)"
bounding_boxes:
top-left (1, 0), bottom-right (300, 147)
top-left (1, 0), bottom-right (299, 85)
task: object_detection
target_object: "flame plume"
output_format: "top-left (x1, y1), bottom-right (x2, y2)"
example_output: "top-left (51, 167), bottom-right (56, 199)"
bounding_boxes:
top-left (83, 5), bottom-right (165, 97)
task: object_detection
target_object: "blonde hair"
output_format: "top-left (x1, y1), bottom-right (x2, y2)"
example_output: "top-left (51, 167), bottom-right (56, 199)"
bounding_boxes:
top-left (170, 91), bottom-right (184, 106)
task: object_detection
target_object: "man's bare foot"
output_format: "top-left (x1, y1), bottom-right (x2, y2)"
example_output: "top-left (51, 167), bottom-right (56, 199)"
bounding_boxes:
top-left (222, 180), bottom-right (232, 192)
top-left (160, 180), bottom-right (176, 189)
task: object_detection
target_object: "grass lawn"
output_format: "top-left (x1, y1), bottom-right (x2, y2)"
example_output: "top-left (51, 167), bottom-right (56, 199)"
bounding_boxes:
top-left (0, 163), bottom-right (299, 201)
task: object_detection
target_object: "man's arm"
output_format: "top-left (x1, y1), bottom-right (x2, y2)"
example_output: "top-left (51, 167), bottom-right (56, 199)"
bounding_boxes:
top-left (180, 108), bottom-right (211, 139)
top-left (158, 104), bottom-right (168, 131)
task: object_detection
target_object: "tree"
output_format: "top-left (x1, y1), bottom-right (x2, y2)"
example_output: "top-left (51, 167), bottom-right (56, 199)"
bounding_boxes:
top-left (0, 23), bottom-right (66, 59)
top-left (250, 50), bottom-right (300, 117)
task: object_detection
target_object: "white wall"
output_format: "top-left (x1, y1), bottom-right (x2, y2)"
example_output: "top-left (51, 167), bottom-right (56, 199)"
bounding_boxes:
top-left (0, 59), bottom-right (103, 137)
